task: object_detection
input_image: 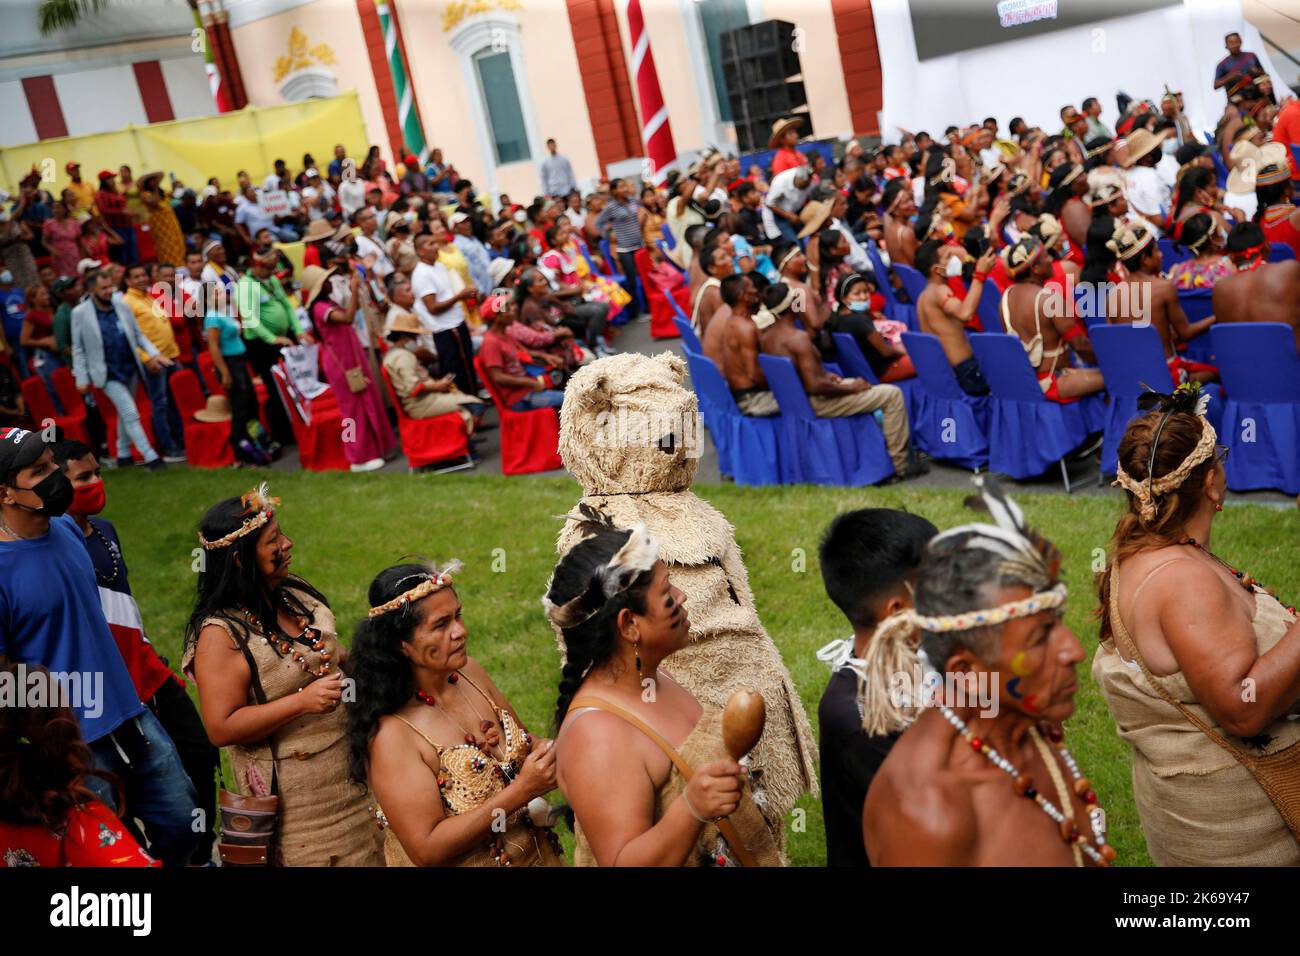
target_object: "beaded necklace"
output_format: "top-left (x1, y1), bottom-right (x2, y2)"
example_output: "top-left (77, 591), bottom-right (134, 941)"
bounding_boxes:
top-left (938, 704), bottom-right (1115, 866)
top-left (245, 607), bottom-right (332, 676)
top-left (89, 523), bottom-right (122, 586)
top-left (1183, 537), bottom-right (1297, 616)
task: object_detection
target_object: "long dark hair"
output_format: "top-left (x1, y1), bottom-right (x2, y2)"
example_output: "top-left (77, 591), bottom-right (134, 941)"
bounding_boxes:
top-left (548, 529), bottom-right (654, 733)
top-left (1080, 214), bottom-right (1118, 286)
top-left (0, 664), bottom-right (123, 829)
top-left (346, 563), bottom-right (433, 784)
top-left (1172, 166), bottom-right (1215, 222)
top-left (184, 496), bottom-right (329, 658)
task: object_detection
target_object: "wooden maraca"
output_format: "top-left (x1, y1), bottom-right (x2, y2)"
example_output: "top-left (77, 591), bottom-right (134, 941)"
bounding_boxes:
top-left (722, 688), bottom-right (766, 761)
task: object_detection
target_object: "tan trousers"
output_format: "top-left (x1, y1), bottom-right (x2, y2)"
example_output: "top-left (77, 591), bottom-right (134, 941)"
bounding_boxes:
top-left (810, 383), bottom-right (910, 472)
top-left (404, 390), bottom-right (482, 430)
top-left (734, 389), bottom-right (780, 417)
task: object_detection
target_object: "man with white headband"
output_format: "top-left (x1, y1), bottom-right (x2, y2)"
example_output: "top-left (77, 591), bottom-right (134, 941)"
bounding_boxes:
top-left (861, 476), bottom-right (1112, 866)
top-left (757, 282), bottom-right (920, 480)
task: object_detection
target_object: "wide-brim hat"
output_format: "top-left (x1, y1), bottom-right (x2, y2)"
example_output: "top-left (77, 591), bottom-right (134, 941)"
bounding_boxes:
top-left (299, 264), bottom-right (339, 308)
top-left (386, 310), bottom-right (424, 338)
top-left (302, 219), bottom-right (335, 243)
top-left (1121, 128), bottom-right (1173, 167)
top-left (1086, 182), bottom-right (1125, 208)
top-left (1226, 140), bottom-right (1262, 194)
top-left (488, 257), bottom-right (515, 286)
top-left (1254, 142), bottom-right (1293, 188)
top-left (769, 116), bottom-right (803, 148)
top-left (384, 210), bottom-right (409, 233)
top-left (797, 200), bottom-right (834, 239)
top-left (138, 170), bottom-right (165, 188)
top-left (193, 394), bottom-right (232, 423)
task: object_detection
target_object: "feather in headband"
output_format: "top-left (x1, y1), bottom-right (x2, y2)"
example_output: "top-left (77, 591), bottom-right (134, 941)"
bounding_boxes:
top-left (1114, 382), bottom-right (1216, 522)
top-left (198, 482), bottom-right (281, 550)
top-left (542, 522), bottom-right (661, 630)
top-left (367, 560), bottom-right (464, 618)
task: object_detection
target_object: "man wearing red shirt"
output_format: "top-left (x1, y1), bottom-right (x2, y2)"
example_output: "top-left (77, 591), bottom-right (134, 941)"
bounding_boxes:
top-left (769, 117), bottom-right (806, 177)
top-left (1270, 98), bottom-right (1300, 181)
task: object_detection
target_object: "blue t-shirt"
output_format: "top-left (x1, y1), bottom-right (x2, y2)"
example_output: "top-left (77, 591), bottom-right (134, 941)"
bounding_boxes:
top-left (204, 311), bottom-right (246, 356)
top-left (1, 287), bottom-right (25, 348)
top-left (234, 201), bottom-right (276, 237)
top-left (95, 301), bottom-right (138, 386)
top-left (0, 515), bottom-right (144, 743)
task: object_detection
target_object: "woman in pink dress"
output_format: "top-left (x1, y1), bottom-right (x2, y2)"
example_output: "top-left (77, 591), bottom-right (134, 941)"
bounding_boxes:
top-left (41, 201), bottom-right (83, 278)
top-left (303, 264), bottom-right (395, 472)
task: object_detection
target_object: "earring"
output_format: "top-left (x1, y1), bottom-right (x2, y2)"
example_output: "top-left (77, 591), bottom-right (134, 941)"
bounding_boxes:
top-left (633, 638), bottom-right (642, 680)
top-left (1214, 500), bottom-right (1223, 512)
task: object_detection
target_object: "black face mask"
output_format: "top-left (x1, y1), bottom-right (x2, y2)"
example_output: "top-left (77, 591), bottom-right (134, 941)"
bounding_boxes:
top-left (17, 469), bottom-right (73, 518)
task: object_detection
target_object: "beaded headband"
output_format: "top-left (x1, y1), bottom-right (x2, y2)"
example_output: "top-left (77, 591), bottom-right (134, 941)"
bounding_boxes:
top-left (198, 483), bottom-right (280, 550)
top-left (1256, 163), bottom-right (1291, 187)
top-left (1107, 224), bottom-right (1154, 262)
top-left (367, 560), bottom-right (464, 618)
top-left (753, 284), bottom-right (796, 330)
top-left (543, 523), bottom-right (660, 630)
top-left (1114, 384), bottom-right (1216, 522)
top-left (1002, 237), bottom-right (1045, 278)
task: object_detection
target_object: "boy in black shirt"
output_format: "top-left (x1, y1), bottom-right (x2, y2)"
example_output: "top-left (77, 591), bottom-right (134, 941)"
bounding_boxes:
top-left (816, 508), bottom-right (936, 866)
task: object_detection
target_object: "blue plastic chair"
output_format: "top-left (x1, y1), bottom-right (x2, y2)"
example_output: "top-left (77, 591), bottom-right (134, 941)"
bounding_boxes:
top-left (672, 316), bottom-right (702, 353)
top-left (1209, 323), bottom-right (1300, 494)
top-left (977, 280), bottom-right (1003, 331)
top-left (1175, 290), bottom-right (1217, 364)
top-left (1292, 144), bottom-right (1300, 175)
top-left (1270, 243), bottom-right (1296, 263)
top-left (1158, 238), bottom-right (1191, 269)
top-left (656, 240), bottom-right (686, 273)
top-left (1089, 324), bottom-right (1175, 478)
top-left (866, 242), bottom-right (916, 329)
top-left (756, 354), bottom-right (895, 485)
top-left (898, 332), bottom-right (989, 469)
top-left (1074, 280), bottom-right (1110, 327)
top-left (660, 223), bottom-right (676, 250)
top-left (968, 333), bottom-right (1092, 488)
top-left (681, 348), bottom-right (784, 486)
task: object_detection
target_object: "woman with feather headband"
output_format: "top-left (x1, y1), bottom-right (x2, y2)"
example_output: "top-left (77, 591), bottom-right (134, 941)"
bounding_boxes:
top-left (183, 484), bottom-right (384, 866)
top-left (1094, 383), bottom-right (1300, 865)
top-left (861, 475), bottom-right (1111, 866)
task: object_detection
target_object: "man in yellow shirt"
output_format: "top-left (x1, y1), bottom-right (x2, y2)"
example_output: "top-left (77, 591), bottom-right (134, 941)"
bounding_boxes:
top-left (121, 263), bottom-right (185, 461)
top-left (64, 162), bottom-right (98, 219)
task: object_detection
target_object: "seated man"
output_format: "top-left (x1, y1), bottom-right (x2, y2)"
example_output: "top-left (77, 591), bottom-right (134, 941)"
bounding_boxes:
top-left (700, 273), bottom-right (751, 370)
top-left (915, 238), bottom-right (998, 396)
top-left (862, 478), bottom-right (1109, 866)
top-left (816, 508), bottom-right (938, 867)
top-left (1106, 224), bottom-right (1217, 385)
top-left (1000, 236), bottom-right (1105, 401)
top-left (382, 312), bottom-right (486, 431)
top-left (721, 277), bottom-right (778, 417)
top-left (478, 293), bottom-right (566, 411)
top-left (1212, 221), bottom-right (1300, 353)
top-left (690, 241), bottom-right (733, 335)
top-left (758, 282), bottom-right (919, 479)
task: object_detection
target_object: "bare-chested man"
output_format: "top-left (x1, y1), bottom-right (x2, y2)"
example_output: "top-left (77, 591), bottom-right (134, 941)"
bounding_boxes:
top-left (689, 242), bottom-right (732, 336)
top-left (1000, 236), bottom-right (1105, 400)
top-left (1213, 221), bottom-right (1300, 352)
top-left (700, 273), bottom-right (750, 369)
top-left (863, 479), bottom-right (1108, 866)
top-left (772, 239), bottom-right (829, 335)
top-left (915, 238), bottom-right (997, 396)
top-left (1106, 224), bottom-right (1217, 384)
top-left (758, 282), bottom-right (919, 478)
top-left (721, 276), bottom-right (777, 417)
top-left (882, 179), bottom-right (919, 267)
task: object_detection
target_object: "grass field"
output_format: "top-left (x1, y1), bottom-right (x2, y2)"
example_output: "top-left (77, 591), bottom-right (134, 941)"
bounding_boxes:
top-left (104, 468), bottom-right (1300, 866)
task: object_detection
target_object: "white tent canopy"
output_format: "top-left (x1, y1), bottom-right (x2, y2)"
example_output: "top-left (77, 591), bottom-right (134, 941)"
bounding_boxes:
top-left (873, 0), bottom-right (1292, 145)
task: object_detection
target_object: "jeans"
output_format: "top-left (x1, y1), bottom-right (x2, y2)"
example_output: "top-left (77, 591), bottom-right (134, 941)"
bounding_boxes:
top-left (511, 388), bottom-right (566, 411)
top-left (271, 224), bottom-right (300, 243)
top-left (148, 679), bottom-right (219, 864)
top-left (86, 709), bottom-right (201, 867)
top-left (774, 217), bottom-right (799, 244)
top-left (144, 365), bottom-right (181, 453)
top-left (112, 226), bottom-right (138, 265)
top-left (102, 374), bottom-right (158, 462)
top-left (616, 250), bottom-right (642, 312)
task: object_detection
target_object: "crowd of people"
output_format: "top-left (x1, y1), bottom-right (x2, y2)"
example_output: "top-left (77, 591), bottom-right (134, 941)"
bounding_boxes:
top-left (1, 32), bottom-right (1299, 869)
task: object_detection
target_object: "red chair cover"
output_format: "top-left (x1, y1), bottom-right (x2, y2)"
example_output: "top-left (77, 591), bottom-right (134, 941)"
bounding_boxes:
top-left (169, 368), bottom-right (234, 468)
top-left (634, 249), bottom-right (685, 340)
top-left (90, 381), bottom-right (156, 462)
top-left (378, 365), bottom-right (471, 469)
top-left (472, 355), bottom-right (562, 475)
top-left (270, 364), bottom-right (348, 471)
top-left (19, 376), bottom-right (89, 444)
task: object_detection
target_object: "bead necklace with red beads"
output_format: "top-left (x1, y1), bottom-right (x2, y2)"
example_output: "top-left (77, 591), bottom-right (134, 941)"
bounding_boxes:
top-left (1182, 537), bottom-right (1297, 616)
top-left (938, 704), bottom-right (1115, 866)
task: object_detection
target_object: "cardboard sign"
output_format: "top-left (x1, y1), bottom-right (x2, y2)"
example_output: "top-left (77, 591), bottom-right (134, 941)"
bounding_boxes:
top-left (259, 190), bottom-right (290, 216)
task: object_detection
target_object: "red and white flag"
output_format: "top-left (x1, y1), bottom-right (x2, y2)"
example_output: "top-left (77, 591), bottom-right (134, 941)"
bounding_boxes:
top-left (627, 0), bottom-right (676, 184)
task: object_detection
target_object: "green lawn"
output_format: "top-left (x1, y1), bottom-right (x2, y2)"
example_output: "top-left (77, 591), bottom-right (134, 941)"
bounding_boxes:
top-left (106, 468), bottom-right (1299, 866)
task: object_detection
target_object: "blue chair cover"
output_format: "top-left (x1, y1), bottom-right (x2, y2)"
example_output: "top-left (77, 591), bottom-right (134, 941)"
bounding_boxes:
top-left (968, 333), bottom-right (1090, 479)
top-left (656, 240), bottom-right (686, 273)
top-left (1158, 238), bottom-right (1191, 268)
top-left (894, 263), bottom-right (927, 306)
top-left (681, 348), bottom-right (784, 486)
top-left (757, 354), bottom-right (895, 485)
top-left (1089, 324), bottom-right (1173, 475)
top-left (660, 223), bottom-right (676, 249)
top-left (832, 331), bottom-right (923, 425)
top-left (672, 315), bottom-right (702, 353)
top-left (1074, 281), bottom-right (1109, 327)
top-left (1175, 290), bottom-right (1217, 364)
top-left (899, 331), bottom-right (989, 469)
top-left (1270, 243), bottom-right (1297, 263)
top-left (1209, 323), bottom-right (1300, 494)
top-left (977, 280), bottom-right (1003, 331)
top-left (866, 242), bottom-right (917, 329)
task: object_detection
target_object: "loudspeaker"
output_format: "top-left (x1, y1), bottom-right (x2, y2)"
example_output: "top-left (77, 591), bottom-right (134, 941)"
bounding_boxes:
top-left (720, 19), bottom-right (813, 153)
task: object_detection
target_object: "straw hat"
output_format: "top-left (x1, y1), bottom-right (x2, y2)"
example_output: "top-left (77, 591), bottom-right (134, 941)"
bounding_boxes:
top-left (1226, 140), bottom-right (1263, 194)
top-left (138, 170), bottom-right (165, 188)
top-left (1106, 223), bottom-right (1155, 262)
top-left (1121, 128), bottom-right (1173, 167)
top-left (768, 116), bottom-right (803, 148)
top-left (193, 394), bottom-right (232, 424)
top-left (302, 219), bottom-right (335, 243)
top-left (488, 257), bottom-right (515, 287)
top-left (797, 199), bottom-right (834, 239)
top-left (386, 311), bottom-right (424, 338)
top-left (1086, 181), bottom-right (1124, 208)
top-left (299, 265), bottom-right (339, 308)
top-left (1254, 142), bottom-right (1293, 187)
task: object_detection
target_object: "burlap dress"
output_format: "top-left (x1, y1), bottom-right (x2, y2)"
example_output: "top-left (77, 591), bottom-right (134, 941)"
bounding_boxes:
top-left (183, 591), bottom-right (384, 867)
top-left (1093, 561), bottom-right (1300, 866)
top-left (376, 675), bottom-right (564, 868)
top-left (566, 704), bottom-right (786, 867)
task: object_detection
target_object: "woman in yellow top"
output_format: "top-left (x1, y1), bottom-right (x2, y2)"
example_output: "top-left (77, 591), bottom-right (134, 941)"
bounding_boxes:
top-left (348, 561), bottom-right (564, 867)
top-left (138, 172), bottom-right (185, 267)
top-left (549, 523), bottom-right (784, 867)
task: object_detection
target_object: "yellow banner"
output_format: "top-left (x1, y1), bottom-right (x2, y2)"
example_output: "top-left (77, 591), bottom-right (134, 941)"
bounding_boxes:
top-left (1, 93), bottom-right (368, 195)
